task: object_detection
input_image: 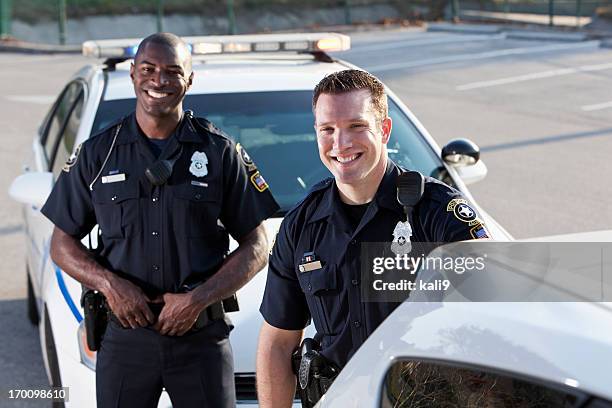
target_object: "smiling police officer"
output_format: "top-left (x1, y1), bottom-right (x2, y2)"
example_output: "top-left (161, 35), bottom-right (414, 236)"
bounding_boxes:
top-left (42, 33), bottom-right (279, 408)
top-left (256, 70), bottom-right (489, 407)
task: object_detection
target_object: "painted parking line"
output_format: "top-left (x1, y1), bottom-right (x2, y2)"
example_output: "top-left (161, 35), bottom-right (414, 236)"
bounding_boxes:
top-left (582, 101), bottom-right (612, 111)
top-left (352, 33), bottom-right (506, 53)
top-left (5, 95), bottom-right (56, 105)
top-left (364, 40), bottom-right (601, 72)
top-left (456, 62), bottom-right (612, 91)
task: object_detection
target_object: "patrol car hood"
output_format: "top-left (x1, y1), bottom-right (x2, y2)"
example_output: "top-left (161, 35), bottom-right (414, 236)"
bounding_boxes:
top-left (230, 217), bottom-right (284, 373)
top-left (319, 230), bottom-right (612, 407)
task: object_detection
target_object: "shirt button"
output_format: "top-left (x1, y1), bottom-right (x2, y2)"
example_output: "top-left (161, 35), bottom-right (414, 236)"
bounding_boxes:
top-left (353, 321), bottom-right (361, 328)
top-left (307, 284), bottom-right (312, 292)
top-left (351, 279), bottom-right (359, 286)
top-left (152, 231), bottom-right (159, 236)
top-left (152, 264), bottom-right (159, 271)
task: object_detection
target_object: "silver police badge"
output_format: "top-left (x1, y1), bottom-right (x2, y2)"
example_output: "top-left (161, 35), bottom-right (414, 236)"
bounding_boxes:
top-left (189, 151), bottom-right (208, 177)
top-left (391, 220), bottom-right (412, 255)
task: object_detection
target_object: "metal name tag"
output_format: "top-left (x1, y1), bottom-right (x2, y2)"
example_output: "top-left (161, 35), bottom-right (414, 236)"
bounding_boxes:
top-left (101, 174), bottom-right (126, 184)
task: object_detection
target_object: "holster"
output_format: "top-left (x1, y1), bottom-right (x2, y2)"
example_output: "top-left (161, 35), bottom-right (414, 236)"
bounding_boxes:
top-left (81, 288), bottom-right (108, 351)
top-left (291, 338), bottom-right (340, 408)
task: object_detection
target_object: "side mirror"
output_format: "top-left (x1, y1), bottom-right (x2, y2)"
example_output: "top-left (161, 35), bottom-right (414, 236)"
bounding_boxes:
top-left (455, 160), bottom-right (488, 185)
top-left (9, 172), bottom-right (54, 209)
top-left (441, 139), bottom-right (480, 167)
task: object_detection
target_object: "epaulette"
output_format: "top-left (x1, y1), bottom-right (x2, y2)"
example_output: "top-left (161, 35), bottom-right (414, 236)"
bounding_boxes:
top-left (86, 115), bottom-right (126, 145)
top-left (310, 177), bottom-right (333, 193)
top-left (188, 114), bottom-right (232, 141)
top-left (285, 177), bottom-right (333, 216)
top-left (422, 176), bottom-right (463, 203)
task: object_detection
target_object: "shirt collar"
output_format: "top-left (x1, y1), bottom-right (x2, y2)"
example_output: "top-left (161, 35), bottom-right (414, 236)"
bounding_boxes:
top-left (115, 111), bottom-right (200, 145)
top-left (308, 159), bottom-right (404, 225)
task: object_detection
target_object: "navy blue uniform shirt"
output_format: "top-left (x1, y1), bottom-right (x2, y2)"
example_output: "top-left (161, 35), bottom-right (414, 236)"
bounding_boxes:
top-left (42, 112), bottom-right (279, 295)
top-left (260, 159), bottom-right (488, 367)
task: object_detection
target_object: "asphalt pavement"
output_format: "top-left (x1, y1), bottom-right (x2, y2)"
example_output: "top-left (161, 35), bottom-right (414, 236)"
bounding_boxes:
top-left (338, 28), bottom-right (612, 238)
top-left (0, 53), bottom-right (90, 407)
top-left (0, 26), bottom-right (611, 404)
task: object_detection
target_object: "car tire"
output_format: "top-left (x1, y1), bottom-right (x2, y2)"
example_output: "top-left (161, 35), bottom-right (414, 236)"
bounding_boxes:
top-left (43, 307), bottom-right (66, 408)
top-left (27, 271), bottom-right (40, 326)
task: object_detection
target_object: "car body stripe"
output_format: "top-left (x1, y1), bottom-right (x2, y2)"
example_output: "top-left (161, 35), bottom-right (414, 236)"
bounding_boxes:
top-left (54, 265), bottom-right (83, 323)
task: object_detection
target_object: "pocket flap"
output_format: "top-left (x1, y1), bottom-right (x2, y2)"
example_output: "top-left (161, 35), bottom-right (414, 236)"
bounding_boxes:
top-left (92, 181), bottom-right (138, 204)
top-left (298, 264), bottom-right (337, 295)
top-left (173, 182), bottom-right (219, 202)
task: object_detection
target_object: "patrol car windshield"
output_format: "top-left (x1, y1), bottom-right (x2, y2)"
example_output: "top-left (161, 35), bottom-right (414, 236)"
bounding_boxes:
top-left (93, 91), bottom-right (452, 213)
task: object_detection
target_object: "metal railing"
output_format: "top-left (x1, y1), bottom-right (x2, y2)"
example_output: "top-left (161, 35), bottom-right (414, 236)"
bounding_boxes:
top-left (0, 0), bottom-right (609, 45)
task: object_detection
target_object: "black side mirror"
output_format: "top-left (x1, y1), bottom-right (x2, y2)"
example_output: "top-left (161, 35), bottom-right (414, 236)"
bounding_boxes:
top-left (441, 139), bottom-right (480, 167)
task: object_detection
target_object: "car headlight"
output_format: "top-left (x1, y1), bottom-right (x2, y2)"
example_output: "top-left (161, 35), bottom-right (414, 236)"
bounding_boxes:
top-left (77, 321), bottom-right (97, 371)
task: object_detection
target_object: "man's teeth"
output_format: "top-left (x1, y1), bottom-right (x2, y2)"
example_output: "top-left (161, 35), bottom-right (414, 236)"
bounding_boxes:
top-left (336, 154), bottom-right (359, 163)
top-left (147, 90), bottom-right (169, 98)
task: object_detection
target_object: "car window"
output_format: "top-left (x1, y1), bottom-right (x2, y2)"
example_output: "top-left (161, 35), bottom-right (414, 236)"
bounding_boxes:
top-left (51, 92), bottom-right (85, 177)
top-left (93, 91), bottom-right (452, 212)
top-left (42, 82), bottom-right (84, 166)
top-left (381, 359), bottom-right (591, 407)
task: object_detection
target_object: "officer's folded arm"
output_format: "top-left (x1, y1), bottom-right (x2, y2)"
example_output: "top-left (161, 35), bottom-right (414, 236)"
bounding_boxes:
top-left (154, 222), bottom-right (269, 336)
top-left (49, 226), bottom-right (155, 329)
top-left (256, 321), bottom-right (303, 408)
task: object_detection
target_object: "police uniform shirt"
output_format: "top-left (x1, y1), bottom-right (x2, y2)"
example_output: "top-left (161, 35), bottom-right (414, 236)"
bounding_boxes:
top-left (42, 112), bottom-right (279, 295)
top-left (260, 159), bottom-right (488, 367)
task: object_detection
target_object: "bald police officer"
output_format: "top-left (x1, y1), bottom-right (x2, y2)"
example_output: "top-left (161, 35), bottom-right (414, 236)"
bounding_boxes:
top-left (256, 69), bottom-right (489, 407)
top-left (43, 33), bottom-right (279, 408)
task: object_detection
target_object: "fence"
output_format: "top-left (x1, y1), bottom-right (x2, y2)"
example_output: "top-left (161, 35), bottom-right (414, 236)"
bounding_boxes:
top-left (0, 0), bottom-right (609, 44)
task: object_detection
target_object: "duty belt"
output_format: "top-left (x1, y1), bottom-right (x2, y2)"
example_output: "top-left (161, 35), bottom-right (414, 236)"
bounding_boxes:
top-left (110, 301), bottom-right (225, 331)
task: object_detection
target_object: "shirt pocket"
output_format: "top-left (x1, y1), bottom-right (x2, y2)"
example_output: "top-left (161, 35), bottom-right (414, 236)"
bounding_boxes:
top-left (297, 264), bottom-right (339, 335)
top-left (172, 183), bottom-right (222, 238)
top-left (92, 181), bottom-right (139, 239)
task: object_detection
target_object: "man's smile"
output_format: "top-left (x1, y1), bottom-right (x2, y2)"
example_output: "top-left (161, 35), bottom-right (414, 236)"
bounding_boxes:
top-left (332, 153), bottom-right (363, 165)
top-left (144, 89), bottom-right (173, 99)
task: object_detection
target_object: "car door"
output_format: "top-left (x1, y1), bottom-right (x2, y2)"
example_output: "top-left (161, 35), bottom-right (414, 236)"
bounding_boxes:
top-left (25, 80), bottom-right (86, 292)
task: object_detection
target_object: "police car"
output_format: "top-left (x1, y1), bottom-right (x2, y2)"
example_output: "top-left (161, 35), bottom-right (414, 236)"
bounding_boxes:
top-left (8, 32), bottom-right (511, 407)
top-left (320, 230), bottom-right (612, 408)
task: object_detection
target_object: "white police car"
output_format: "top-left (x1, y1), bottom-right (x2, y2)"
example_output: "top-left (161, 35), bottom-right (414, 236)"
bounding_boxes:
top-left (8, 32), bottom-right (511, 407)
top-left (320, 230), bottom-right (612, 408)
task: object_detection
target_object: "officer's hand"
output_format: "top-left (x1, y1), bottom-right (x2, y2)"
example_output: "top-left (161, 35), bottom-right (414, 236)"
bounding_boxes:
top-left (103, 275), bottom-right (155, 329)
top-left (154, 292), bottom-right (202, 336)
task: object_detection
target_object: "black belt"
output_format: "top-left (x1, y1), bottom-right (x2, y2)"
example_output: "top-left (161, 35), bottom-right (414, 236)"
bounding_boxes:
top-left (110, 301), bottom-right (224, 332)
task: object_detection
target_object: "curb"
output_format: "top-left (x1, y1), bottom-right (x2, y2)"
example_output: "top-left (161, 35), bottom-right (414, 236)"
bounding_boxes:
top-left (427, 22), bottom-right (502, 34)
top-left (505, 30), bottom-right (588, 41)
top-left (427, 22), bottom-right (597, 42)
top-left (0, 41), bottom-right (81, 54)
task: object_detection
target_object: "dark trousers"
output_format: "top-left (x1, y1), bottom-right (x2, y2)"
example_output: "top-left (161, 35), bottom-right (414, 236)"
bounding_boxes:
top-left (96, 319), bottom-right (235, 408)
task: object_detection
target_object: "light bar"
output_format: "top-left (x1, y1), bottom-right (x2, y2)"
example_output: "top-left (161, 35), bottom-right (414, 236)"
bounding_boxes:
top-left (82, 33), bottom-right (350, 59)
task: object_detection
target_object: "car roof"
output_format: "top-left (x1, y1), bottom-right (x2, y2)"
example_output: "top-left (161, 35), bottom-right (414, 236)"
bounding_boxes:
top-left (103, 56), bottom-right (352, 100)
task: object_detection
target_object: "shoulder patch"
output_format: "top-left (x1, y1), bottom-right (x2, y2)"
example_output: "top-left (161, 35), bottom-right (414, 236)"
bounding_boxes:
top-left (62, 143), bottom-right (83, 173)
top-left (250, 171), bottom-right (269, 192)
top-left (447, 198), bottom-right (479, 224)
top-left (469, 220), bottom-right (490, 239)
top-left (236, 143), bottom-right (258, 171)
